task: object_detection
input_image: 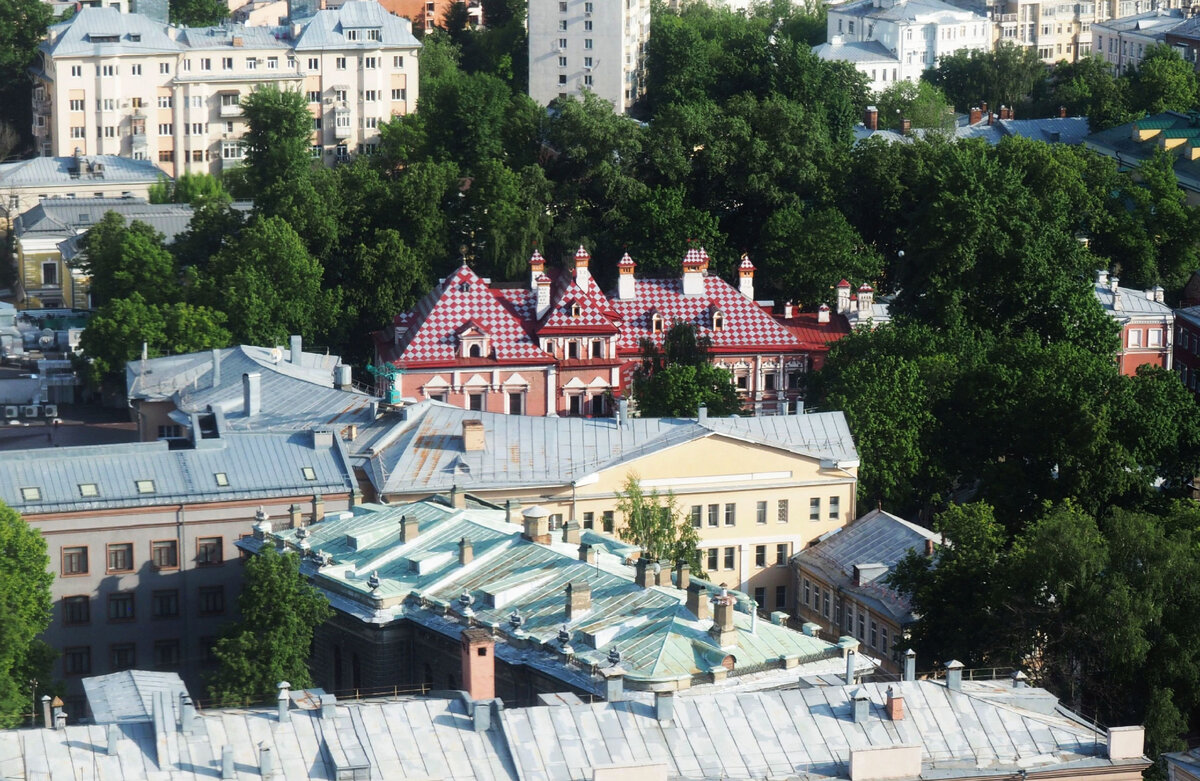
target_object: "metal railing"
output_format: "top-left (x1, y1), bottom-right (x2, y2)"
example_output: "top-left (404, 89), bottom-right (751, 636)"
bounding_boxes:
top-left (194, 682), bottom-right (431, 711)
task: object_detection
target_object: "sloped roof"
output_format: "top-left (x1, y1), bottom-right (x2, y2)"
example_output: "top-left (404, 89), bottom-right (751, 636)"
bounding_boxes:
top-left (82, 671), bottom-right (188, 725)
top-left (42, 6), bottom-right (181, 57)
top-left (13, 198), bottom-right (192, 239)
top-left (176, 23), bottom-right (290, 49)
top-left (608, 275), bottom-right (803, 354)
top-left (0, 156), bottom-right (164, 187)
top-left (813, 39), bottom-right (898, 64)
top-left (355, 401), bottom-right (859, 496)
top-left (255, 498), bottom-right (850, 686)
top-left (293, 0), bottom-right (420, 49)
top-left (536, 276), bottom-right (620, 335)
top-left (0, 429), bottom-right (354, 514)
top-left (1085, 111), bottom-right (1200, 193)
top-left (1093, 279), bottom-right (1173, 321)
top-left (793, 508), bottom-right (940, 622)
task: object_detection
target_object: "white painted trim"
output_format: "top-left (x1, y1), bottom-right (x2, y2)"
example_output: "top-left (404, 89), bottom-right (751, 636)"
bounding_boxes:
top-left (639, 471), bottom-right (792, 489)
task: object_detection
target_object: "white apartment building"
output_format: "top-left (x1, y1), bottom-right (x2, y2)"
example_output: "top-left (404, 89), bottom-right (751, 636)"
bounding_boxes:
top-left (817, 0), bottom-right (990, 92)
top-left (1093, 7), bottom-right (1187, 73)
top-left (31, 1), bottom-right (419, 178)
top-left (528, 0), bottom-right (650, 114)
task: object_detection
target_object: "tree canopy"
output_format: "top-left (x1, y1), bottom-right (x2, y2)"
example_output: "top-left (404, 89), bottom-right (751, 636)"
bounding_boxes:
top-left (615, 474), bottom-right (703, 575)
top-left (631, 322), bottom-right (742, 417)
top-left (0, 501), bottom-right (54, 727)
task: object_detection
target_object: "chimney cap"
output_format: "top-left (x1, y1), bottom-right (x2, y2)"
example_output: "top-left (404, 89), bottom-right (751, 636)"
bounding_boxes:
top-left (523, 505), bottom-right (550, 519)
top-left (945, 659), bottom-right (964, 669)
top-left (618, 252), bottom-right (636, 268)
top-left (858, 283), bottom-right (874, 292)
top-left (837, 279), bottom-right (852, 288)
top-left (535, 273), bottom-right (552, 285)
top-left (575, 245), bottom-right (591, 261)
top-left (905, 648), bottom-right (916, 657)
top-left (739, 254), bottom-right (755, 271)
top-left (850, 686), bottom-right (869, 700)
top-left (530, 249), bottom-right (545, 265)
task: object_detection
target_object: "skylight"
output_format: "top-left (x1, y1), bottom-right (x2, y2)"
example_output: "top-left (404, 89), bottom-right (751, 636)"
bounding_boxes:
top-left (21, 487), bottom-right (41, 502)
top-left (214, 472), bottom-right (229, 487)
top-left (135, 480), bottom-right (156, 494)
top-left (78, 483), bottom-right (99, 498)
top-left (302, 467), bottom-right (317, 481)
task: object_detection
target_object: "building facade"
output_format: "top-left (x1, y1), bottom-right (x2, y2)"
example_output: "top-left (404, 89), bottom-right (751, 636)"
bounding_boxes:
top-left (1173, 305), bottom-right (1200, 397)
top-left (375, 248), bottom-right (848, 417)
top-left (1093, 8), bottom-right (1186, 74)
top-left (817, 0), bottom-right (990, 92)
top-left (353, 401), bottom-right (861, 606)
top-left (527, 0), bottom-right (649, 113)
top-left (0, 153), bottom-right (163, 228)
top-left (1093, 269), bottom-right (1173, 375)
top-left (31, 1), bottom-right (419, 177)
top-left (0, 425), bottom-right (356, 712)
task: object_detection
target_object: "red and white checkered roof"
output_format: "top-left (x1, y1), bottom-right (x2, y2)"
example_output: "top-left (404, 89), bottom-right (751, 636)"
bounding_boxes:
top-left (739, 254), bottom-right (755, 271)
top-left (682, 247), bottom-right (709, 268)
top-left (539, 277), bottom-right (620, 334)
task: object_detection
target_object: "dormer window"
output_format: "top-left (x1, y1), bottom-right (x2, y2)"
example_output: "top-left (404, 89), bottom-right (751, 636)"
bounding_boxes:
top-left (713, 311), bottom-right (725, 331)
top-left (457, 321), bottom-right (491, 359)
top-left (570, 302), bottom-right (581, 318)
top-left (468, 344), bottom-right (482, 358)
top-left (651, 313), bottom-right (663, 334)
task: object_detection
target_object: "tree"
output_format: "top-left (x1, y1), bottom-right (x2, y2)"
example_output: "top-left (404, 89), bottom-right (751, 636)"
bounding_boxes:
top-left (874, 80), bottom-right (953, 131)
top-left (75, 213), bottom-right (180, 306)
top-left (168, 0), bottom-right (228, 26)
top-left (0, 501), bottom-right (54, 727)
top-left (208, 547), bottom-right (332, 705)
top-left (1031, 55), bottom-right (1133, 130)
top-left (631, 322), bottom-right (742, 418)
top-left (0, 0), bottom-right (51, 147)
top-left (148, 172), bottom-right (230, 204)
top-left (1126, 44), bottom-right (1198, 116)
top-left (758, 201), bottom-right (881, 307)
top-left (239, 86), bottom-right (315, 219)
top-left (925, 44), bottom-right (1045, 112)
top-left (615, 474), bottom-right (703, 575)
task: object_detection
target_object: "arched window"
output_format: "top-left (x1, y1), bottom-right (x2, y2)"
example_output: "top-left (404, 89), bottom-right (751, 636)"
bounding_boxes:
top-left (651, 313), bottom-right (663, 333)
top-left (468, 343), bottom-right (482, 358)
top-left (570, 302), bottom-right (581, 318)
top-left (713, 312), bottom-right (725, 331)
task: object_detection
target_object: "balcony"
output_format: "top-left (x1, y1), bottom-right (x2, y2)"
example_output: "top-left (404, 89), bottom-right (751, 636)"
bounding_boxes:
top-left (219, 102), bottom-right (243, 118)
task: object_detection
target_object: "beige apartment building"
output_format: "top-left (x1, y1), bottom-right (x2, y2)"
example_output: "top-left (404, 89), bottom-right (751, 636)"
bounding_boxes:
top-left (31, 0), bottom-right (419, 177)
top-left (353, 401), bottom-right (861, 614)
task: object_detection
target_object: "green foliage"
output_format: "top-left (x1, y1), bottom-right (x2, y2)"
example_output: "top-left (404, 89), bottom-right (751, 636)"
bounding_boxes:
top-left (239, 86), bottom-right (314, 202)
top-left (615, 474), bottom-right (702, 574)
top-left (632, 322), bottom-right (742, 417)
top-left (925, 43), bottom-right (1046, 113)
top-left (758, 201), bottom-right (881, 307)
top-left (148, 172), bottom-right (230, 204)
top-left (874, 80), bottom-right (953, 132)
top-left (169, 0), bottom-right (228, 26)
top-left (1126, 44), bottom-right (1198, 115)
top-left (208, 547), bottom-right (333, 705)
top-left (0, 501), bottom-right (54, 727)
top-left (0, 0), bottom-right (51, 148)
top-left (75, 213), bottom-right (181, 307)
top-left (1030, 54), bottom-right (1134, 130)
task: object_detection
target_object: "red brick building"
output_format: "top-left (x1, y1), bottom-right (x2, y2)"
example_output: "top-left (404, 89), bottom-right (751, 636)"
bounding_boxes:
top-left (373, 247), bottom-right (852, 416)
top-left (1093, 270), bottom-right (1173, 377)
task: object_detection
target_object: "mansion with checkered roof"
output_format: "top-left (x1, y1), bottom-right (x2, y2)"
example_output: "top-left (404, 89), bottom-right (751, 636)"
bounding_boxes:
top-left (373, 246), bottom-right (849, 416)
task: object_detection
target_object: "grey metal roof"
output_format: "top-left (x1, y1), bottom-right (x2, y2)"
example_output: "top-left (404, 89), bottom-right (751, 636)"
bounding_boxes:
top-left (42, 6), bottom-right (182, 57)
top-left (793, 508), bottom-right (940, 622)
top-left (355, 402), bottom-right (859, 496)
top-left (82, 671), bottom-right (188, 725)
top-left (127, 344), bottom-right (380, 432)
top-left (255, 499), bottom-right (855, 688)
top-left (0, 155), bottom-right (164, 187)
top-left (1093, 7), bottom-right (1185, 32)
top-left (0, 429), bottom-right (354, 514)
top-left (502, 679), bottom-right (1127, 780)
top-left (293, 0), bottom-right (420, 49)
top-left (813, 40), bottom-right (897, 64)
top-left (176, 23), bottom-right (291, 49)
top-left (831, 0), bottom-right (983, 22)
top-left (1094, 280), bottom-right (1174, 320)
top-left (998, 116), bottom-right (1091, 146)
top-left (13, 197), bottom-right (190, 238)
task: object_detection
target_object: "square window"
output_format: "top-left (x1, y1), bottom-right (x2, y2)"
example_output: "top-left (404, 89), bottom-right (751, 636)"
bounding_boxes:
top-left (152, 589), bottom-right (179, 619)
top-left (107, 592), bottom-right (135, 622)
top-left (151, 540), bottom-right (178, 569)
top-left (302, 466), bottom-right (317, 481)
top-left (153, 640), bottom-right (180, 669)
top-left (107, 543), bottom-right (133, 573)
top-left (62, 596), bottom-right (90, 625)
top-left (78, 483), bottom-right (99, 498)
top-left (21, 486), bottom-right (41, 502)
top-left (196, 537), bottom-right (222, 566)
top-left (198, 585), bottom-right (225, 616)
top-left (135, 479), bottom-right (155, 494)
top-left (110, 643), bottom-right (136, 671)
top-left (468, 394), bottom-right (484, 411)
top-left (64, 647), bottom-right (91, 676)
top-left (62, 546), bottom-right (88, 576)
top-left (214, 472), bottom-right (229, 487)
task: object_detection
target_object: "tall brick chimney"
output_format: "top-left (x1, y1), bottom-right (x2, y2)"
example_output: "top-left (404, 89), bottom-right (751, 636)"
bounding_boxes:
top-left (864, 105), bottom-right (878, 130)
top-left (460, 628), bottom-right (495, 700)
top-left (617, 252), bottom-right (637, 300)
top-left (566, 580), bottom-right (591, 620)
top-left (686, 582), bottom-right (709, 620)
top-left (462, 419), bottom-right (485, 451)
top-left (529, 249), bottom-right (546, 291)
top-left (886, 685), bottom-right (904, 720)
top-left (710, 590), bottom-right (738, 648)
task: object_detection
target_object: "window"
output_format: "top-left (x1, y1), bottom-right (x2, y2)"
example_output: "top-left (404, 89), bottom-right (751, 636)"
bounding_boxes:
top-left (707, 504), bottom-right (719, 527)
top-left (1128, 329), bottom-right (1142, 348)
top-left (222, 56), bottom-right (233, 70)
top-left (158, 150), bottom-right (174, 162)
top-left (200, 57), bottom-right (212, 70)
top-left (755, 545), bottom-right (766, 567)
top-left (198, 586), bottom-right (225, 616)
top-left (1149, 329), bottom-right (1163, 347)
top-left (307, 90), bottom-right (321, 103)
top-left (724, 503), bottom-right (736, 526)
top-left (158, 95), bottom-right (173, 108)
top-left (151, 540), bottom-right (178, 569)
top-left (723, 547), bottom-right (735, 570)
top-left (809, 497), bottom-right (820, 521)
top-left (881, 626), bottom-right (889, 655)
top-left (158, 123), bottom-right (172, 136)
top-left (63, 546), bottom-right (88, 576)
top-left (153, 640), bottom-right (180, 669)
top-left (776, 543), bottom-right (788, 566)
top-left (335, 88), bottom-right (348, 102)
top-left (507, 391), bottom-right (523, 415)
top-left (707, 548), bottom-right (718, 571)
top-left (582, 511), bottom-right (594, 529)
top-left (690, 505), bottom-right (702, 528)
top-left (602, 510), bottom-right (614, 532)
top-left (584, 20), bottom-right (593, 31)
top-left (63, 596), bottom-right (90, 625)
top-left (347, 28), bottom-right (360, 40)
top-left (152, 589), bottom-right (179, 619)
top-left (559, 19), bottom-right (567, 30)
top-left (364, 56), bottom-right (378, 69)
top-left (160, 62), bottom-right (170, 74)
top-left (21, 486), bottom-right (41, 502)
top-left (393, 55), bottom-right (404, 67)
top-left (64, 647), bottom-right (91, 676)
top-left (71, 65), bottom-right (83, 76)
top-left (336, 56), bottom-right (347, 69)
top-left (102, 64), bottom-right (116, 76)
top-left (776, 585), bottom-right (787, 609)
top-left (822, 588), bottom-right (830, 617)
top-left (221, 141), bottom-right (243, 160)
top-left (559, 56), bottom-right (568, 67)
top-left (196, 537), bottom-right (222, 566)
top-left (468, 393), bottom-right (484, 411)
top-left (107, 543), bottom-right (133, 573)
top-left (311, 145), bottom-right (323, 158)
top-left (844, 601), bottom-right (854, 630)
top-left (756, 501), bottom-right (767, 524)
top-left (69, 98), bottom-right (84, 111)
top-left (591, 340), bottom-right (603, 358)
top-left (870, 620), bottom-right (878, 648)
top-left (391, 88), bottom-right (406, 101)
top-left (70, 126), bottom-right (86, 138)
top-left (829, 496), bottom-right (840, 520)
top-left (302, 466), bottom-right (317, 481)
top-left (585, 56), bottom-right (593, 67)
top-left (135, 479), bottom-right (155, 494)
top-left (754, 587), bottom-right (766, 607)
top-left (764, 373), bottom-right (775, 390)
top-left (267, 57), bottom-right (278, 69)
top-left (107, 592), bottom-right (135, 622)
top-left (803, 578), bottom-right (811, 605)
top-left (190, 122), bottom-right (205, 135)
top-left (585, 38), bottom-right (593, 49)
top-left (778, 499), bottom-right (789, 523)
top-left (559, 37), bottom-right (568, 48)
top-left (364, 89), bottom-right (378, 102)
top-left (111, 644), bottom-right (136, 671)
top-left (857, 612), bottom-right (865, 639)
top-left (558, 74), bottom-right (567, 85)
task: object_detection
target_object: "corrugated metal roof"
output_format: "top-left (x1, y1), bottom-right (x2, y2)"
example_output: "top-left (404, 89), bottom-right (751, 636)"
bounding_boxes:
top-left (293, 0), bottom-right (420, 49)
top-left (356, 402), bottom-right (858, 496)
top-left (0, 429), bottom-right (354, 514)
top-left (82, 671), bottom-right (188, 724)
top-left (260, 499), bottom-right (849, 686)
top-left (177, 24), bottom-right (290, 49)
top-left (503, 679), bottom-right (1120, 780)
top-left (42, 6), bottom-right (182, 57)
top-left (14, 198), bottom-right (192, 238)
top-left (1094, 281), bottom-right (1174, 319)
top-left (0, 156), bottom-right (164, 187)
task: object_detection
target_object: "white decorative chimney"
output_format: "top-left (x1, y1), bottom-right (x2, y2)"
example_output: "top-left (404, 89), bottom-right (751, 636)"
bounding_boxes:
top-left (529, 249), bottom-right (546, 291)
top-left (817, 303), bottom-right (830, 324)
top-left (617, 252), bottom-right (637, 300)
top-left (535, 274), bottom-right (552, 319)
top-left (836, 279), bottom-right (852, 314)
top-left (857, 283), bottom-right (874, 321)
top-left (738, 254), bottom-right (755, 299)
top-left (574, 245), bottom-right (591, 288)
top-left (682, 248), bottom-right (706, 297)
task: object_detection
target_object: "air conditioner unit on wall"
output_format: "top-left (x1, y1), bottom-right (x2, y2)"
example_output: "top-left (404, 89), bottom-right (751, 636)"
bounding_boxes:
top-left (43, 404), bottom-right (59, 418)
top-left (22, 405), bottom-right (39, 418)
top-left (3, 406), bottom-right (17, 419)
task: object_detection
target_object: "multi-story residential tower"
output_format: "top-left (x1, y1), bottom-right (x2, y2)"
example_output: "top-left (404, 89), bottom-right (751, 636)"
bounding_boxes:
top-left (31, 1), bottom-right (419, 177)
top-left (527, 0), bottom-right (650, 113)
